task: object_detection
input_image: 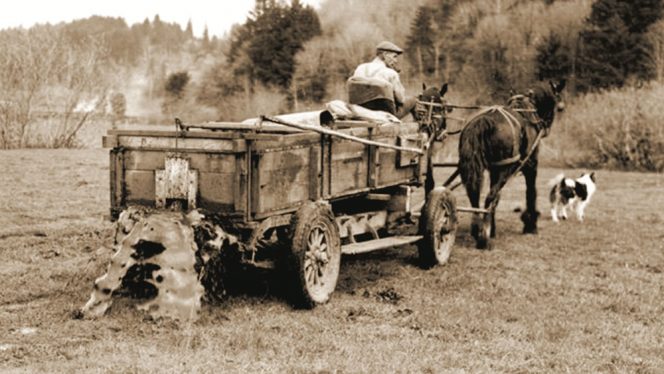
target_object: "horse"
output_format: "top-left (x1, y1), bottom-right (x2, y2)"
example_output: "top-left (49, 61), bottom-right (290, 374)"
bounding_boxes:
top-left (457, 79), bottom-right (565, 249)
top-left (413, 83), bottom-right (449, 197)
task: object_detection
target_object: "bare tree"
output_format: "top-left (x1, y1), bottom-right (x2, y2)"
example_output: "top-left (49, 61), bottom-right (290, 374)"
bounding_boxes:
top-left (0, 28), bottom-right (60, 148)
top-left (0, 26), bottom-right (109, 149)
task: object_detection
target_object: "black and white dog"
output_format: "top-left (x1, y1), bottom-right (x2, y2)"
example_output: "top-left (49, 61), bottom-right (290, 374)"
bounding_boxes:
top-left (549, 172), bottom-right (596, 223)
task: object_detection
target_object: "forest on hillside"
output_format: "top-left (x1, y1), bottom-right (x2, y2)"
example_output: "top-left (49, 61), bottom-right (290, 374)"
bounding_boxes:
top-left (1, 0), bottom-right (663, 170)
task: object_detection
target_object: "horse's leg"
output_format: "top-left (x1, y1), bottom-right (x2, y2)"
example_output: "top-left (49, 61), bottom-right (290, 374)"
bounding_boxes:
top-left (477, 168), bottom-right (510, 248)
top-left (465, 174), bottom-right (483, 241)
top-left (521, 164), bottom-right (540, 234)
top-left (490, 169), bottom-right (506, 238)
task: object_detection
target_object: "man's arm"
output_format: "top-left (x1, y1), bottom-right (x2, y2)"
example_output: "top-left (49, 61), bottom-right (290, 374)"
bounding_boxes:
top-left (389, 72), bottom-right (406, 105)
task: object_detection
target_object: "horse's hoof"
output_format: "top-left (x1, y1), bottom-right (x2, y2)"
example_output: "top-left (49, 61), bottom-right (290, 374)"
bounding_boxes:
top-left (475, 238), bottom-right (492, 250)
top-left (471, 225), bottom-right (479, 240)
top-left (523, 227), bottom-right (538, 235)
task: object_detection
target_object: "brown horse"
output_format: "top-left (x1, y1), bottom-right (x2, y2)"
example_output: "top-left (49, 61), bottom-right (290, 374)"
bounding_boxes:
top-left (458, 80), bottom-right (565, 249)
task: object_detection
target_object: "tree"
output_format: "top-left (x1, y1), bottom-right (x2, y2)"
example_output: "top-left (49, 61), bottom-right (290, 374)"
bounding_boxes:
top-left (110, 92), bottom-right (127, 129)
top-left (245, 0), bottom-right (322, 88)
top-left (406, 6), bottom-right (436, 79)
top-left (0, 26), bottom-right (110, 148)
top-left (185, 19), bottom-right (194, 39)
top-left (536, 32), bottom-right (573, 81)
top-left (577, 0), bottom-right (664, 91)
top-left (202, 26), bottom-right (211, 51)
top-left (162, 71), bottom-right (191, 116)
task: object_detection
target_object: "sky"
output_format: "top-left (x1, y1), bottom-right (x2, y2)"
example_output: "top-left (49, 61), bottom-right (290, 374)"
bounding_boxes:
top-left (0, 0), bottom-right (322, 37)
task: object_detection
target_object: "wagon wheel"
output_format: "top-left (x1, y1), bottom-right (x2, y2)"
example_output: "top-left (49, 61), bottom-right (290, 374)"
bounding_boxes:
top-left (418, 187), bottom-right (458, 269)
top-left (286, 201), bottom-right (341, 309)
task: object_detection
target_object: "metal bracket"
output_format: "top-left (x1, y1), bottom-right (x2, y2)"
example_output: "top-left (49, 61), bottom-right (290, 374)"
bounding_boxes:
top-left (155, 154), bottom-right (198, 209)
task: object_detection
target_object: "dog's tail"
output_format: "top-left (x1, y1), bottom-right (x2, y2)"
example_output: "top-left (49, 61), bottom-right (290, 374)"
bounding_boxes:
top-left (547, 173), bottom-right (565, 189)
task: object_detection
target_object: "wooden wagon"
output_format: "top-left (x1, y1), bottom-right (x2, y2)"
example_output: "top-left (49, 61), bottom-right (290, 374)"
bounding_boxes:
top-left (102, 114), bottom-right (458, 308)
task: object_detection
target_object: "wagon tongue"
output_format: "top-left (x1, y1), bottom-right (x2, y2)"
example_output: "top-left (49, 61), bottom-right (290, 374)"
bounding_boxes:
top-left (79, 208), bottom-right (231, 321)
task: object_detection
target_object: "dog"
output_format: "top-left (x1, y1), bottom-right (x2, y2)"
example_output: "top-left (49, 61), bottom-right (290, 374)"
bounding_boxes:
top-left (549, 172), bottom-right (596, 223)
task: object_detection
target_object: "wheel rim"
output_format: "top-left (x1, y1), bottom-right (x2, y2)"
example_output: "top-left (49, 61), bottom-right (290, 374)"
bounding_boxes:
top-left (303, 223), bottom-right (336, 298)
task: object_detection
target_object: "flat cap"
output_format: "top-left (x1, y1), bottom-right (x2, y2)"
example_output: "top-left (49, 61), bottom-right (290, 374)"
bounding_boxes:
top-left (376, 41), bottom-right (403, 54)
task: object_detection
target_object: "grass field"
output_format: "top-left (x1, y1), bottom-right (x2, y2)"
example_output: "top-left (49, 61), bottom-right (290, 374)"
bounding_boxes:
top-left (1, 148), bottom-right (663, 373)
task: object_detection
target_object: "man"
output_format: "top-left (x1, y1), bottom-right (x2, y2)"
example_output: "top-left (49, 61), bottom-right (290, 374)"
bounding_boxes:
top-left (348, 41), bottom-right (416, 119)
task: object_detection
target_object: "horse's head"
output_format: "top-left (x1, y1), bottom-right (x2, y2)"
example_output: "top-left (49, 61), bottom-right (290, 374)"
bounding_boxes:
top-left (414, 83), bottom-right (449, 133)
top-left (509, 79), bottom-right (565, 135)
top-left (529, 79), bottom-right (566, 126)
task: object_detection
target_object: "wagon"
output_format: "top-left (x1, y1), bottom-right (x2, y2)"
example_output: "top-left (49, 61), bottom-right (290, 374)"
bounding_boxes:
top-left (101, 108), bottom-right (459, 308)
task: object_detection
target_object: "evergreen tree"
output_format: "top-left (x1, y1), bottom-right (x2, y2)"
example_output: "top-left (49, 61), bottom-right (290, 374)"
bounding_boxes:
top-left (577, 0), bottom-right (664, 91)
top-left (406, 6), bottom-right (436, 77)
top-left (245, 0), bottom-right (321, 89)
top-left (185, 19), bottom-right (194, 39)
top-left (202, 26), bottom-right (211, 51)
top-left (536, 32), bottom-right (573, 81)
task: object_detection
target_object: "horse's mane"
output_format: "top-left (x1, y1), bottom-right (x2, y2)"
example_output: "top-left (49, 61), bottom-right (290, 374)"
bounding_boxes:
top-left (526, 83), bottom-right (558, 126)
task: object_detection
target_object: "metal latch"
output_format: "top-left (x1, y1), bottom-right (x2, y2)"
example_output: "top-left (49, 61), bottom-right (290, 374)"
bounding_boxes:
top-left (155, 154), bottom-right (198, 209)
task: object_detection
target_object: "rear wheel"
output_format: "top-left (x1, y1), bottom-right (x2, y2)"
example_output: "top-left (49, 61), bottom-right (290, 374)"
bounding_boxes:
top-left (418, 187), bottom-right (458, 268)
top-left (286, 202), bottom-right (341, 308)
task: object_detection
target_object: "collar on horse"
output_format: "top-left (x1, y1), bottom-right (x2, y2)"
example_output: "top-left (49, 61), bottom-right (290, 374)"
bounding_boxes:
top-left (415, 98), bottom-right (445, 134)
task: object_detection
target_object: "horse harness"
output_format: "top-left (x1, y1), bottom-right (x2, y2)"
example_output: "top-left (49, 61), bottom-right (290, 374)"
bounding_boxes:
top-left (463, 94), bottom-right (547, 167)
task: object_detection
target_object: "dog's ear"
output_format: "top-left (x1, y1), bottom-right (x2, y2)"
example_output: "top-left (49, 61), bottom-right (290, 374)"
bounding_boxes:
top-left (590, 172), bottom-right (596, 183)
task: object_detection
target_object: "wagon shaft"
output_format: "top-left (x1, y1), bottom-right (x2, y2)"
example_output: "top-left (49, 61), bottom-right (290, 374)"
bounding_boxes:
top-left (80, 208), bottom-right (234, 321)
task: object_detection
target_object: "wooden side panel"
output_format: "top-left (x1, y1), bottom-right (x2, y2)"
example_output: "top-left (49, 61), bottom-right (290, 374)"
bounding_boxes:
top-left (124, 170), bottom-right (155, 206)
top-left (198, 172), bottom-right (236, 211)
top-left (377, 147), bottom-right (418, 186)
top-left (330, 139), bottom-right (369, 195)
top-left (253, 147), bottom-right (316, 213)
top-left (121, 150), bottom-right (239, 213)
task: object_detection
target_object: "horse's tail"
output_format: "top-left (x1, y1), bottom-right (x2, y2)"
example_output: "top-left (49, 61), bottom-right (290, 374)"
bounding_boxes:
top-left (458, 117), bottom-right (490, 191)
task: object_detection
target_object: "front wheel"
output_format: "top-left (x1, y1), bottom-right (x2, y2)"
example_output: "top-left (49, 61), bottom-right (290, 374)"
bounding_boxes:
top-left (286, 201), bottom-right (341, 308)
top-left (418, 187), bottom-right (458, 269)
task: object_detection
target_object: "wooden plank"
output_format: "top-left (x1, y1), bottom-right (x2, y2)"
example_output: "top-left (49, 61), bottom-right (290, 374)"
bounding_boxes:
top-left (117, 136), bottom-right (245, 152)
top-left (257, 147), bottom-right (311, 170)
top-left (368, 145), bottom-right (378, 188)
top-left (110, 129), bottom-right (244, 139)
top-left (251, 133), bottom-right (321, 152)
top-left (124, 170), bottom-right (155, 202)
top-left (198, 172), bottom-right (236, 207)
top-left (262, 116), bottom-right (423, 155)
top-left (124, 151), bottom-right (237, 173)
top-left (256, 162), bottom-right (311, 212)
top-left (323, 135), bottom-right (332, 198)
top-left (366, 193), bottom-right (391, 201)
top-left (377, 146), bottom-right (418, 186)
top-left (309, 146), bottom-right (320, 200)
top-left (330, 139), bottom-right (368, 196)
top-left (457, 206), bottom-right (490, 214)
top-left (184, 122), bottom-right (303, 133)
top-left (102, 135), bottom-right (118, 148)
top-left (109, 149), bottom-right (120, 211)
top-left (234, 153), bottom-right (247, 213)
top-left (342, 235), bottom-right (423, 255)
